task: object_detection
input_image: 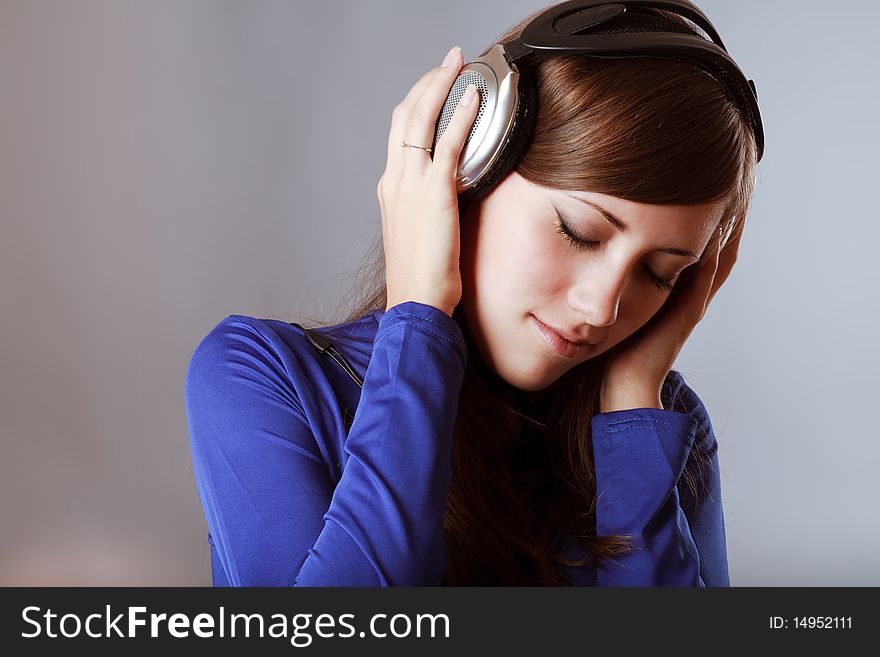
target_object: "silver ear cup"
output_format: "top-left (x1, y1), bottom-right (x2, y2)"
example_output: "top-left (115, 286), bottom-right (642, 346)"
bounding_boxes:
top-left (432, 44), bottom-right (522, 194)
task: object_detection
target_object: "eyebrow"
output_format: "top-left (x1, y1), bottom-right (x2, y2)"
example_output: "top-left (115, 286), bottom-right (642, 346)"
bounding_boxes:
top-left (566, 195), bottom-right (700, 259)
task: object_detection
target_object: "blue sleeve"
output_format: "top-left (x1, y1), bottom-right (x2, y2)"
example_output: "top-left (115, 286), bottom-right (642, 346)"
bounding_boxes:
top-left (185, 301), bottom-right (467, 586)
top-left (590, 375), bottom-right (729, 587)
top-left (672, 377), bottom-right (730, 586)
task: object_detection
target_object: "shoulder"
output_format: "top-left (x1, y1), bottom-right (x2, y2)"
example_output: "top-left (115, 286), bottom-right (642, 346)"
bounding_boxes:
top-left (184, 315), bottom-right (310, 415)
top-left (191, 310), bottom-right (380, 364)
top-left (184, 315), bottom-right (345, 476)
top-left (188, 314), bottom-right (305, 375)
top-left (186, 311), bottom-right (381, 399)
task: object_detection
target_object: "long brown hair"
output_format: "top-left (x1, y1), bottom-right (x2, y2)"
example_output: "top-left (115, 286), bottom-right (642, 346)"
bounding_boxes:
top-left (302, 3), bottom-right (757, 585)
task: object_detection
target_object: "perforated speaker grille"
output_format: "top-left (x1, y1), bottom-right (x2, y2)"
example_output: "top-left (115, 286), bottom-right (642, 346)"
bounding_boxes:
top-left (433, 70), bottom-right (490, 152)
top-left (588, 11), bottom-right (704, 38)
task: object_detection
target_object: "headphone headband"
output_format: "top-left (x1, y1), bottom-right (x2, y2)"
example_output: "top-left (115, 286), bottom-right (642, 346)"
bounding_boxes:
top-left (503, 0), bottom-right (764, 162)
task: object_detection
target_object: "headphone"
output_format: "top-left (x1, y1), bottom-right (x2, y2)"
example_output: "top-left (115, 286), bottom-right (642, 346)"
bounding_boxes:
top-left (293, 0), bottom-right (764, 387)
top-left (432, 0), bottom-right (765, 203)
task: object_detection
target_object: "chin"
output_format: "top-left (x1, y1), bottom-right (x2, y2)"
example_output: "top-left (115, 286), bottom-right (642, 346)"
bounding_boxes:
top-left (495, 359), bottom-right (566, 393)
top-left (511, 379), bottom-right (556, 393)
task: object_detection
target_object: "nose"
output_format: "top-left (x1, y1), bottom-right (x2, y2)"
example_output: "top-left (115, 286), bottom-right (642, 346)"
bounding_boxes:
top-left (567, 263), bottom-right (627, 329)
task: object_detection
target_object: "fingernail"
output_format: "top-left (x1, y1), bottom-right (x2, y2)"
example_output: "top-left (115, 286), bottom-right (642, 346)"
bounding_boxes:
top-left (460, 84), bottom-right (477, 107)
top-left (441, 45), bottom-right (461, 68)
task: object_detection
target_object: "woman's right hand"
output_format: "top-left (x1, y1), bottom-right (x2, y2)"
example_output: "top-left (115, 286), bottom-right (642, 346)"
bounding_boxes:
top-left (377, 45), bottom-right (481, 318)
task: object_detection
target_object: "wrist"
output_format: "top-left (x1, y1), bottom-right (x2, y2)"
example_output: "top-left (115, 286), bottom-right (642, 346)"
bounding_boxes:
top-left (599, 397), bottom-right (664, 414)
top-left (599, 381), bottom-right (664, 414)
top-left (385, 295), bottom-right (458, 318)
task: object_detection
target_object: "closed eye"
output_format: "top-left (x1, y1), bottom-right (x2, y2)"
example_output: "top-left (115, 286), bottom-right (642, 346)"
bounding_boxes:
top-left (554, 215), bottom-right (676, 293)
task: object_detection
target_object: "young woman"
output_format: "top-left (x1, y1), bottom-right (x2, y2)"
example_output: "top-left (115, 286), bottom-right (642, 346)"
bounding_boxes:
top-left (185, 1), bottom-right (761, 586)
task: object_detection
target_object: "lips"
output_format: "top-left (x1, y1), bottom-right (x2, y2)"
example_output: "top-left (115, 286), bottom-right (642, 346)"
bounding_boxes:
top-left (535, 316), bottom-right (593, 344)
top-left (531, 315), bottom-right (590, 359)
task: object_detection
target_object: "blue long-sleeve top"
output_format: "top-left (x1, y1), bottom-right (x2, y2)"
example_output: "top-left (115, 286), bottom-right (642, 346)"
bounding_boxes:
top-left (185, 301), bottom-right (729, 587)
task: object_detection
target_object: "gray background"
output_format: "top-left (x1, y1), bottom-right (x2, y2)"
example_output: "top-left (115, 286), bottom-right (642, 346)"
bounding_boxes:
top-left (1, 0), bottom-right (876, 586)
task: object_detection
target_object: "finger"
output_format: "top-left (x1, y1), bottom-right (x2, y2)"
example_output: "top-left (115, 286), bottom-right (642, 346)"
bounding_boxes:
top-left (385, 47), bottom-right (462, 181)
top-left (653, 215), bottom-right (741, 339)
top-left (385, 70), bottom-right (439, 172)
top-left (665, 229), bottom-right (721, 327)
top-left (401, 49), bottom-right (467, 176)
top-left (699, 231), bottom-right (723, 318)
top-left (383, 73), bottom-right (438, 186)
top-left (708, 214), bottom-right (747, 299)
top-left (428, 83), bottom-right (481, 187)
top-left (718, 213), bottom-right (744, 255)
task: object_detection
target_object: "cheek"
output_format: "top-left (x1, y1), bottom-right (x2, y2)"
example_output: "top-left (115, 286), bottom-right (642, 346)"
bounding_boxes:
top-left (489, 221), bottom-right (570, 297)
top-left (474, 218), bottom-right (560, 298)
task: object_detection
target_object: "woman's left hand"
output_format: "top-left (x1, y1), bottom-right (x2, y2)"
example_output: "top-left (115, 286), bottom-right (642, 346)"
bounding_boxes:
top-left (599, 216), bottom-right (745, 412)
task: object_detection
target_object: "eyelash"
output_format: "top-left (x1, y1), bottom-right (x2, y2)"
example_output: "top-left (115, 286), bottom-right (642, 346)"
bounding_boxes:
top-left (554, 218), bottom-right (676, 292)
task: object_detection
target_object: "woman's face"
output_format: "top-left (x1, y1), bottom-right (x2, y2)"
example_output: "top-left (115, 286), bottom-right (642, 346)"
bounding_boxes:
top-left (459, 171), bottom-right (726, 392)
